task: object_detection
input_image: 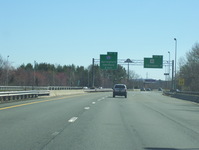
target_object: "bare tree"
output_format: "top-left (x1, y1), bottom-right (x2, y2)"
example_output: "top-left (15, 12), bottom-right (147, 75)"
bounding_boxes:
top-left (0, 55), bottom-right (7, 85)
top-left (179, 43), bottom-right (199, 91)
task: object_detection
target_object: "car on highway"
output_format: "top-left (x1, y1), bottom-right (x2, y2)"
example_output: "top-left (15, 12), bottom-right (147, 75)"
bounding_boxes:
top-left (146, 88), bottom-right (152, 91)
top-left (113, 84), bottom-right (127, 98)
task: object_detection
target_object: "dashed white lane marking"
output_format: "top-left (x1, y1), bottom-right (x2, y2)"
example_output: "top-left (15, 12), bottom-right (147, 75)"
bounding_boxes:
top-left (84, 107), bottom-right (90, 110)
top-left (68, 117), bottom-right (78, 123)
top-left (92, 102), bottom-right (96, 104)
top-left (97, 96), bottom-right (108, 101)
top-left (52, 132), bottom-right (59, 136)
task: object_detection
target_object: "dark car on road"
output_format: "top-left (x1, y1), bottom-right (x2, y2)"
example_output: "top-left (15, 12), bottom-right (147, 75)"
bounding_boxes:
top-left (113, 84), bottom-right (127, 98)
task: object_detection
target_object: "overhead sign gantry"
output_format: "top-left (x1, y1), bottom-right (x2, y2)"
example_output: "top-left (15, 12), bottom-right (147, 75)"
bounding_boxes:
top-left (92, 53), bottom-right (173, 88)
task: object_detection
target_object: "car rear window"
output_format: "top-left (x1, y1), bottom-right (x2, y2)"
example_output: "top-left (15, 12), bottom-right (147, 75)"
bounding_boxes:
top-left (115, 85), bottom-right (125, 88)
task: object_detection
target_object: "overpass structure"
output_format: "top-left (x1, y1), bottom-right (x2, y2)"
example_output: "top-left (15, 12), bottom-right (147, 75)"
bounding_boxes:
top-left (92, 58), bottom-right (175, 89)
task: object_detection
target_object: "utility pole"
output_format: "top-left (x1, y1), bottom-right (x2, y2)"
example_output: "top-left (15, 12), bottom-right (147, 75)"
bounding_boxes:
top-left (174, 38), bottom-right (177, 90)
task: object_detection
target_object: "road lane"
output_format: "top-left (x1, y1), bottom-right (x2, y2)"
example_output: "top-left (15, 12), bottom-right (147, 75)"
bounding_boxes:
top-left (1, 91), bottom-right (199, 150)
top-left (43, 92), bottom-right (199, 150)
top-left (0, 92), bottom-right (109, 150)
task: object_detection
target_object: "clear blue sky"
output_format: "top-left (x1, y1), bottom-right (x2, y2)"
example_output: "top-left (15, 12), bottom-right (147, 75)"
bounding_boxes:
top-left (0, 0), bottom-right (198, 80)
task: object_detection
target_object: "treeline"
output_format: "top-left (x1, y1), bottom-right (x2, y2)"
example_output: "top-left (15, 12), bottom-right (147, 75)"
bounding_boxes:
top-left (178, 43), bottom-right (199, 91)
top-left (0, 58), bottom-right (130, 88)
top-left (4, 41), bottom-right (199, 91)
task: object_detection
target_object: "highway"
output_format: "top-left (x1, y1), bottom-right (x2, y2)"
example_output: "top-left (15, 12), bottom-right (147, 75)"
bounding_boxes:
top-left (0, 91), bottom-right (199, 150)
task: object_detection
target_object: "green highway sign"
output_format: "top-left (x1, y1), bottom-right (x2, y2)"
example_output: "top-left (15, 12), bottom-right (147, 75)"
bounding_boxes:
top-left (144, 55), bottom-right (163, 68)
top-left (100, 52), bottom-right (118, 70)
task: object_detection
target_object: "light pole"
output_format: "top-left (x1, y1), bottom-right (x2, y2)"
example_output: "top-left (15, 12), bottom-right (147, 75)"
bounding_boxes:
top-left (174, 38), bottom-right (177, 89)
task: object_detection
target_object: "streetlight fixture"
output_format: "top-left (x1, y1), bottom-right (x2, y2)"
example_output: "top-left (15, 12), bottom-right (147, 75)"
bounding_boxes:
top-left (124, 58), bottom-right (133, 80)
top-left (174, 38), bottom-right (177, 89)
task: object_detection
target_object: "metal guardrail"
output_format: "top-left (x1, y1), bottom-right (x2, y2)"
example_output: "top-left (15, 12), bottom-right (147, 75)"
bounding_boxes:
top-left (177, 91), bottom-right (199, 96)
top-left (164, 90), bottom-right (199, 96)
top-left (0, 86), bottom-right (113, 103)
top-left (163, 91), bottom-right (199, 103)
top-left (0, 90), bottom-right (50, 103)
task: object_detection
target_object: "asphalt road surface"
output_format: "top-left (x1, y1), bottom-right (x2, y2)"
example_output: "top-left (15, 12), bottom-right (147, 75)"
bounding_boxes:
top-left (1, 91), bottom-right (199, 150)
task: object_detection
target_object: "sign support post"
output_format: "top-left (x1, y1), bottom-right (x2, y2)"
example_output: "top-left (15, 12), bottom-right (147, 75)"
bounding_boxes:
top-left (92, 58), bottom-right (95, 88)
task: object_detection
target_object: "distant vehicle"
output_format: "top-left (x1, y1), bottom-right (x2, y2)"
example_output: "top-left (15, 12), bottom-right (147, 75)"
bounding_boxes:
top-left (113, 84), bottom-right (127, 98)
top-left (140, 88), bottom-right (146, 91)
top-left (158, 88), bottom-right (163, 91)
top-left (146, 88), bottom-right (151, 91)
top-left (170, 89), bottom-right (180, 92)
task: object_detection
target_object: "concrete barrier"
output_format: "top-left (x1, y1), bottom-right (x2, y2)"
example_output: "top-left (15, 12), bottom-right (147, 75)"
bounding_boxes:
top-left (49, 90), bottom-right (85, 97)
top-left (48, 89), bottom-right (112, 97)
